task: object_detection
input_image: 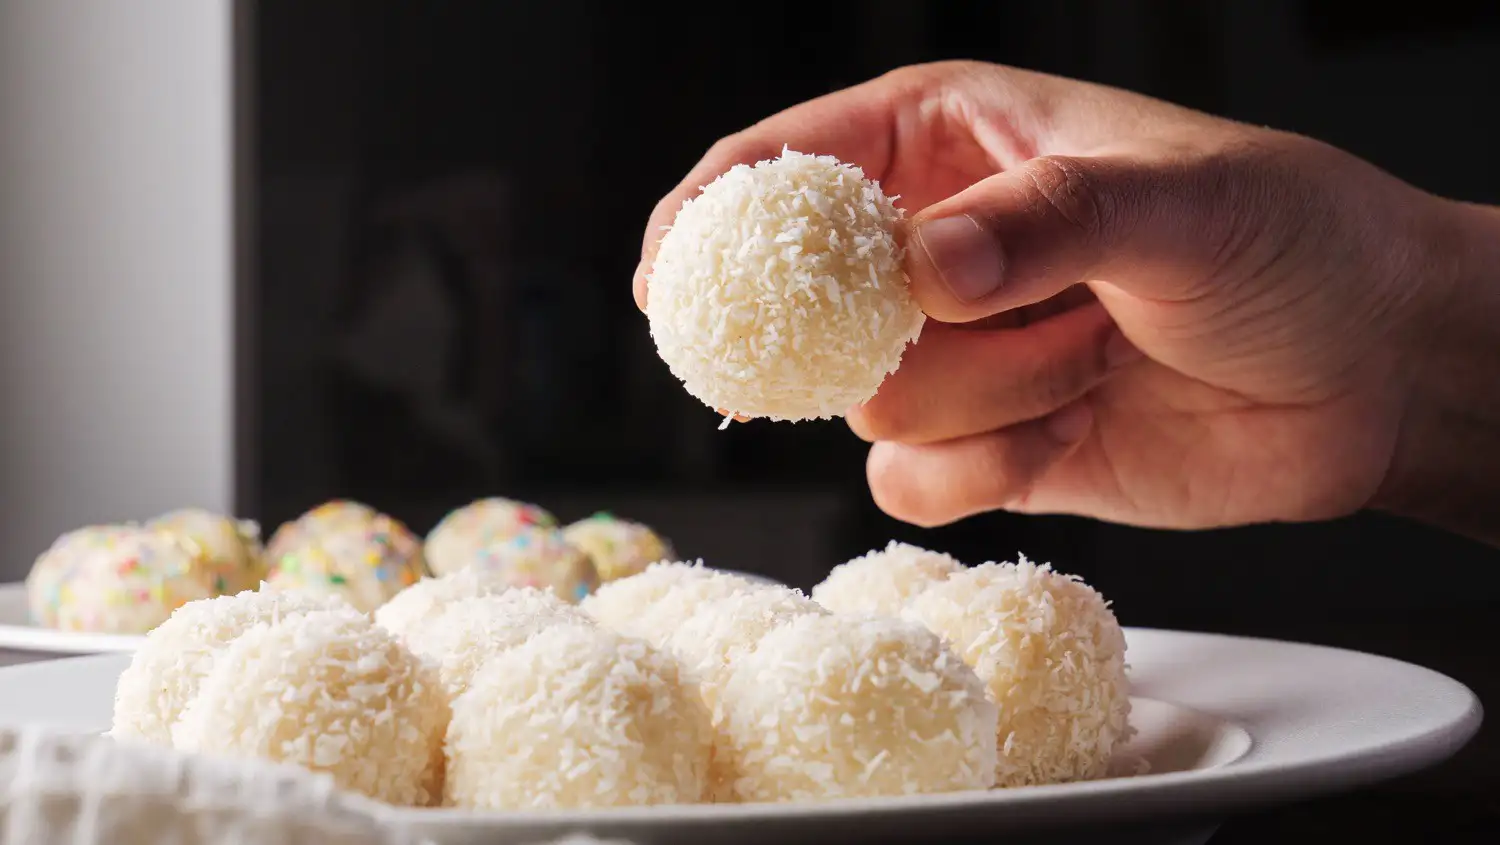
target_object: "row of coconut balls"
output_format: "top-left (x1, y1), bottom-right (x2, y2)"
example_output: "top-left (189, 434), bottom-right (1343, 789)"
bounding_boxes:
top-left (26, 497), bottom-right (671, 634)
top-left (108, 541), bottom-right (1132, 809)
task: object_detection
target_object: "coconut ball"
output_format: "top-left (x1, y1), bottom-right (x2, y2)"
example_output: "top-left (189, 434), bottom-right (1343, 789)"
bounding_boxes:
top-left (146, 508), bottom-right (266, 594)
top-left (401, 590), bottom-right (593, 699)
top-left (174, 609), bottom-right (448, 807)
top-left (716, 613), bottom-right (997, 802)
top-left (812, 541), bottom-right (964, 616)
top-left (663, 585), bottom-right (826, 705)
top-left (26, 525), bottom-right (218, 634)
top-left (263, 499), bottom-right (380, 562)
top-left (109, 587), bottom-right (356, 745)
top-left (469, 526), bottom-right (599, 603)
top-left (562, 512), bottom-right (674, 582)
top-left (645, 148), bottom-right (925, 425)
top-left (425, 497), bottom-right (558, 576)
top-left (902, 555), bottom-right (1131, 787)
top-left (443, 624), bottom-right (712, 810)
top-left (578, 560), bottom-right (716, 632)
top-left (590, 564), bottom-right (761, 648)
top-left (265, 514), bottom-right (426, 612)
top-left (373, 566), bottom-right (517, 642)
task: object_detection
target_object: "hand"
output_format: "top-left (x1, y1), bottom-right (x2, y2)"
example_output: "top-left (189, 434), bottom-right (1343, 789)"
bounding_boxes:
top-left (636, 61), bottom-right (1489, 534)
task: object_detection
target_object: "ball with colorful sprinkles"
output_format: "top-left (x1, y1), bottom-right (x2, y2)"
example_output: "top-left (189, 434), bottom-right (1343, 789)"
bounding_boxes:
top-left (146, 507), bottom-right (266, 594)
top-left (561, 512), bottom-right (674, 582)
top-left (470, 525), bottom-right (599, 603)
top-left (425, 497), bottom-right (558, 576)
top-left (25, 524), bottom-right (219, 634)
top-left (265, 514), bottom-right (426, 612)
top-left (263, 499), bottom-right (381, 563)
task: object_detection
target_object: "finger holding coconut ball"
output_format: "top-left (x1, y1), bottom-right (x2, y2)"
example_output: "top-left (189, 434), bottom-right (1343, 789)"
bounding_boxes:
top-left (902, 555), bottom-right (1132, 788)
top-left (645, 148), bottom-right (925, 427)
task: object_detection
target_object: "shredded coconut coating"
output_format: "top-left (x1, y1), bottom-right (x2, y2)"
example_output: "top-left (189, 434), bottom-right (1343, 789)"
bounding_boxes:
top-left (596, 566), bottom-right (764, 648)
top-left (110, 587), bottom-right (356, 745)
top-left (646, 148), bottom-right (925, 424)
top-left (373, 566), bottom-right (518, 641)
top-left (812, 541), bottom-right (965, 617)
top-left (716, 613), bottom-right (997, 802)
top-left (400, 590), bottom-right (594, 700)
top-left (424, 497), bottom-right (558, 576)
top-left (443, 625), bottom-right (713, 810)
top-left (579, 560), bottom-right (719, 632)
top-left (27, 524), bottom-right (219, 634)
top-left (562, 512), bottom-right (674, 582)
top-left (664, 586), bottom-right (826, 705)
top-left (146, 507), bottom-right (266, 594)
top-left (173, 609), bottom-right (449, 808)
top-left (664, 587), bottom-right (830, 802)
top-left (264, 499), bottom-right (380, 562)
top-left (902, 555), bottom-right (1132, 788)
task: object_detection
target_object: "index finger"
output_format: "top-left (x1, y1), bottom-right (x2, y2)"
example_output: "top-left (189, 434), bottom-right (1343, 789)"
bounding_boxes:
top-left (633, 74), bottom-right (908, 311)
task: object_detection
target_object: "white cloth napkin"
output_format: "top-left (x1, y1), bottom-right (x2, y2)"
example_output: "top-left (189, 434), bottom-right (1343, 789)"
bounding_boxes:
top-left (0, 724), bottom-right (411, 845)
top-left (0, 724), bottom-right (639, 845)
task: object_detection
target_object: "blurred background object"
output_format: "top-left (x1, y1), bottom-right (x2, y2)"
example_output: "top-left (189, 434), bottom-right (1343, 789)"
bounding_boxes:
top-left (1, 1), bottom-right (1498, 838)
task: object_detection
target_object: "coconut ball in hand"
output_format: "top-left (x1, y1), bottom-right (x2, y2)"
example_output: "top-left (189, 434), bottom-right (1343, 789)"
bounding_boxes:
top-left (645, 148), bottom-right (924, 426)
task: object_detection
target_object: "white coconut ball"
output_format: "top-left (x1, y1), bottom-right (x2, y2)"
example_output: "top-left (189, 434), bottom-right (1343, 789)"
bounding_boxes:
top-left (646, 148), bottom-right (925, 425)
top-left (716, 613), bottom-right (997, 802)
top-left (590, 564), bottom-right (761, 648)
top-left (109, 587), bottom-right (357, 745)
top-left (812, 541), bottom-right (964, 616)
top-left (173, 609), bottom-right (449, 807)
top-left (400, 590), bottom-right (593, 699)
top-left (902, 555), bottom-right (1131, 787)
top-left (373, 566), bottom-right (517, 642)
top-left (578, 560), bottom-right (718, 632)
top-left (663, 585), bottom-right (827, 704)
top-left (444, 624), bottom-right (713, 810)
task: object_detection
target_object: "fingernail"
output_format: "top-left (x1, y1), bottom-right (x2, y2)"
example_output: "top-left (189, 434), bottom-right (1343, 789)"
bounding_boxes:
top-left (915, 214), bottom-right (1004, 303)
top-left (1104, 327), bottom-right (1143, 369)
top-left (1045, 402), bottom-right (1093, 444)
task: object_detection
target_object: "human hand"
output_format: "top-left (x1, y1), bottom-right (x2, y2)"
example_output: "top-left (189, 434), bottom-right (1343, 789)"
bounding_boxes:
top-left (635, 61), bottom-right (1487, 533)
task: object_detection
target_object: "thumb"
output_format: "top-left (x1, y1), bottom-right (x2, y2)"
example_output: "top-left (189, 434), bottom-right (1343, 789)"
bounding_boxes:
top-left (904, 154), bottom-right (1237, 323)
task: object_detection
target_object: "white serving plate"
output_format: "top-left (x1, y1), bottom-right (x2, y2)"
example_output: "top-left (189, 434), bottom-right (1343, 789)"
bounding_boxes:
top-left (0, 583), bottom-right (146, 653)
top-left (0, 571), bottom-right (783, 655)
top-left (0, 627), bottom-right (1479, 844)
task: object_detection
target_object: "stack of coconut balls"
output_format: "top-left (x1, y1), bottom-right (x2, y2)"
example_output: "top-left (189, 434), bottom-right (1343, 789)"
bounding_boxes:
top-left (108, 541), bottom-right (1131, 809)
top-left (97, 150), bottom-right (1133, 810)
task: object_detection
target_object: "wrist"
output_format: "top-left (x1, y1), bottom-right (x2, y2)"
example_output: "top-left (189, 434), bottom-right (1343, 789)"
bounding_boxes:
top-left (1374, 198), bottom-right (1500, 542)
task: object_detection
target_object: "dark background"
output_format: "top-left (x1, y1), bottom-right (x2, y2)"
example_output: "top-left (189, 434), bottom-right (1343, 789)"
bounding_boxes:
top-left (246, 2), bottom-right (1500, 841)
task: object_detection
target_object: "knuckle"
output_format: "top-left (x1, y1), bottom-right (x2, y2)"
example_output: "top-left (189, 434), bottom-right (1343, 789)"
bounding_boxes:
top-left (1015, 345), bottom-right (1100, 415)
top-left (1019, 155), bottom-right (1110, 241)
